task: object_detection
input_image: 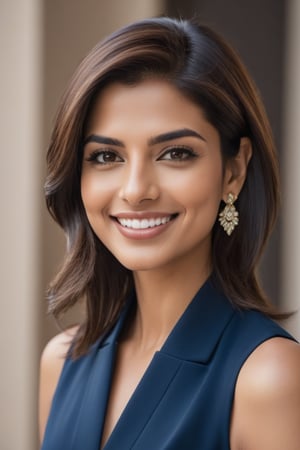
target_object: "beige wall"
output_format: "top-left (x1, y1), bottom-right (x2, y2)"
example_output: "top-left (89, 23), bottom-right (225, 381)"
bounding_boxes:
top-left (0, 1), bottom-right (43, 449)
top-left (281, 0), bottom-right (300, 340)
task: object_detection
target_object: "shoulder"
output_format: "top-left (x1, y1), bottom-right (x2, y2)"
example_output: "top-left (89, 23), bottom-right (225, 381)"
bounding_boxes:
top-left (231, 336), bottom-right (300, 450)
top-left (41, 325), bottom-right (78, 362)
top-left (39, 326), bottom-right (79, 443)
top-left (40, 326), bottom-right (79, 387)
top-left (236, 337), bottom-right (300, 403)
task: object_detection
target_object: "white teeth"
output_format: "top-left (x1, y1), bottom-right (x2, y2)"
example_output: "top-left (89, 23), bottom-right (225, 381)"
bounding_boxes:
top-left (118, 216), bottom-right (172, 229)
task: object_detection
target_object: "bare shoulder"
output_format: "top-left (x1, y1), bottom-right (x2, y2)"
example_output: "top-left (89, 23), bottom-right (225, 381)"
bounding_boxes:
top-left (236, 337), bottom-right (300, 400)
top-left (41, 325), bottom-right (78, 365)
top-left (39, 326), bottom-right (79, 443)
top-left (231, 337), bottom-right (300, 450)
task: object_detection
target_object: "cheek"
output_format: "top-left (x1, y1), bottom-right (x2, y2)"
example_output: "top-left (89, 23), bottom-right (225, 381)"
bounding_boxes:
top-left (167, 163), bottom-right (224, 209)
top-left (80, 177), bottom-right (95, 213)
top-left (80, 175), bottom-right (111, 240)
top-left (80, 173), bottom-right (113, 213)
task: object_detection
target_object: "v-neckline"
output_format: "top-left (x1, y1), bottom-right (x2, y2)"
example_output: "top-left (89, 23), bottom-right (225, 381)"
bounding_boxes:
top-left (99, 300), bottom-right (162, 449)
top-left (100, 347), bottom-right (162, 449)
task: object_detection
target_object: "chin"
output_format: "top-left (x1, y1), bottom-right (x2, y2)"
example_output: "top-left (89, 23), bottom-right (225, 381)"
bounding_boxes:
top-left (108, 251), bottom-right (168, 272)
top-left (115, 259), bottom-right (160, 272)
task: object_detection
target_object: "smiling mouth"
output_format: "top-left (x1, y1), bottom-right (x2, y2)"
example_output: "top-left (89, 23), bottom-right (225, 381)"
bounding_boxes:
top-left (115, 214), bottom-right (178, 230)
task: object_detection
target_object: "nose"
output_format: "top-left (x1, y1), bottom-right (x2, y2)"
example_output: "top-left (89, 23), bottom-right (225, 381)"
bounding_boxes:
top-left (118, 160), bottom-right (160, 206)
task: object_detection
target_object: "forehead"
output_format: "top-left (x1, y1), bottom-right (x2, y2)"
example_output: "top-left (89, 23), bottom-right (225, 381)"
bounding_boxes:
top-left (86, 79), bottom-right (212, 134)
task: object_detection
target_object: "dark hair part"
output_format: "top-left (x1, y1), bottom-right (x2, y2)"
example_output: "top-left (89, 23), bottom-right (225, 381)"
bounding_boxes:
top-left (45, 17), bottom-right (281, 357)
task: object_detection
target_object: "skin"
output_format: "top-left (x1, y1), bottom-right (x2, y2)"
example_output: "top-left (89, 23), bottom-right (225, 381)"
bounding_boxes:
top-left (39, 79), bottom-right (300, 449)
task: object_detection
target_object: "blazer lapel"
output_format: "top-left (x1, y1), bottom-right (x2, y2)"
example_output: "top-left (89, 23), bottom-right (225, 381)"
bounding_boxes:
top-left (104, 279), bottom-right (235, 449)
top-left (70, 303), bottom-right (130, 450)
top-left (105, 352), bottom-right (182, 449)
top-left (161, 279), bottom-right (235, 362)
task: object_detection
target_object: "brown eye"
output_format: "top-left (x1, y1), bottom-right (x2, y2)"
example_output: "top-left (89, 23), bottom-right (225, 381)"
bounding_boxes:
top-left (159, 146), bottom-right (197, 161)
top-left (86, 150), bottom-right (123, 164)
top-left (99, 151), bottom-right (120, 163)
top-left (170, 149), bottom-right (187, 160)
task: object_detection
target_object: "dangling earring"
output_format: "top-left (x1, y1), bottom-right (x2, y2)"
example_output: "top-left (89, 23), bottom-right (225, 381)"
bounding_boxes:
top-left (218, 193), bottom-right (239, 236)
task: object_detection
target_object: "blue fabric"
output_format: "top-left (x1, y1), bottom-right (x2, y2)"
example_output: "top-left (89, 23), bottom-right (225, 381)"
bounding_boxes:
top-left (41, 279), bottom-right (295, 449)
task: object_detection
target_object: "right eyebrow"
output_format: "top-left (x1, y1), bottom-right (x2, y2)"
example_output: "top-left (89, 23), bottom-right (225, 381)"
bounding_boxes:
top-left (83, 134), bottom-right (125, 147)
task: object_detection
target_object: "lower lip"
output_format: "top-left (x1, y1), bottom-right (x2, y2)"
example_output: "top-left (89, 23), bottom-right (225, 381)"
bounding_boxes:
top-left (113, 217), bottom-right (176, 240)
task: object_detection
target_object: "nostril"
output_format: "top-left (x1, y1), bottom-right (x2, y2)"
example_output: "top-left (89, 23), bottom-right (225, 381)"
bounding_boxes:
top-left (119, 180), bottom-right (160, 204)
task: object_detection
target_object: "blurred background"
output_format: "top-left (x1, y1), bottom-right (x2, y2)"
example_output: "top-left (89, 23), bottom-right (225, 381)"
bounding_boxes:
top-left (1, 0), bottom-right (300, 448)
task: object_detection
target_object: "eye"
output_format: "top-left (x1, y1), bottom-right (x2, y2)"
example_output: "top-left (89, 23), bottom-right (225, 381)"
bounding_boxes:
top-left (85, 150), bottom-right (124, 164)
top-left (159, 146), bottom-right (197, 161)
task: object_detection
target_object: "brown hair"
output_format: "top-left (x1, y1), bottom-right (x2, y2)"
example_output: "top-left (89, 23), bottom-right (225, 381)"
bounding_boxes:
top-left (45, 17), bottom-right (281, 357)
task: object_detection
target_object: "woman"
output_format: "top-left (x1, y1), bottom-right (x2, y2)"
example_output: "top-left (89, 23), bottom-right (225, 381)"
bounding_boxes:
top-left (39, 17), bottom-right (300, 449)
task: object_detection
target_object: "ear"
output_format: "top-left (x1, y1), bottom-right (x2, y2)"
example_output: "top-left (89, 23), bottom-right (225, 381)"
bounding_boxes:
top-left (222, 137), bottom-right (252, 201)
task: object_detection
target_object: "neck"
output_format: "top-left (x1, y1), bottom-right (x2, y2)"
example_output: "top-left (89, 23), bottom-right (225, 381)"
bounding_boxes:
top-left (128, 252), bottom-right (211, 352)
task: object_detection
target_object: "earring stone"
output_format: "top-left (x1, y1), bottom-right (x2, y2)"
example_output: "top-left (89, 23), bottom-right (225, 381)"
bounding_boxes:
top-left (218, 193), bottom-right (239, 236)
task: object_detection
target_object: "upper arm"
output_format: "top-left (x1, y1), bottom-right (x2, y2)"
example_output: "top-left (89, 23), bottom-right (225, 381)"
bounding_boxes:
top-left (38, 327), bottom-right (78, 444)
top-left (231, 337), bottom-right (300, 450)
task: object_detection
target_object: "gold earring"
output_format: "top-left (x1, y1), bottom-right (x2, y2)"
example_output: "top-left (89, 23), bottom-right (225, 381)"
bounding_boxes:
top-left (218, 193), bottom-right (239, 236)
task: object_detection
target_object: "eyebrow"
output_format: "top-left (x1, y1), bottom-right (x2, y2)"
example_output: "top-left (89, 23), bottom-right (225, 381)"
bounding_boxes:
top-left (83, 128), bottom-right (206, 147)
top-left (149, 128), bottom-right (207, 145)
top-left (83, 135), bottom-right (124, 147)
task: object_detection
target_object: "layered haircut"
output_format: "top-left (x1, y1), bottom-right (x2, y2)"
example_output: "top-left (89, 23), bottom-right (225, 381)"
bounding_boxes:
top-left (45, 17), bottom-right (281, 357)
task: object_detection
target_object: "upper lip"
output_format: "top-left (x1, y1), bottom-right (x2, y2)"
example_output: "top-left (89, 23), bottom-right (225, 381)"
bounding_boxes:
top-left (111, 212), bottom-right (178, 219)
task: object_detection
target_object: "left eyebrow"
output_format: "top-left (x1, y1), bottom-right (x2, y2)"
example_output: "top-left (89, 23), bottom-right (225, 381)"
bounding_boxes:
top-left (149, 128), bottom-right (207, 145)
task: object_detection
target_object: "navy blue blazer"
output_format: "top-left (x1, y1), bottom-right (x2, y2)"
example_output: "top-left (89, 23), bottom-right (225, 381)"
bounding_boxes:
top-left (41, 279), bottom-right (294, 449)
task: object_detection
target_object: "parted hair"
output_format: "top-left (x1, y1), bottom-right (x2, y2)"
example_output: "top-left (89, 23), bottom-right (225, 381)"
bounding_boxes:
top-left (45, 17), bottom-right (281, 357)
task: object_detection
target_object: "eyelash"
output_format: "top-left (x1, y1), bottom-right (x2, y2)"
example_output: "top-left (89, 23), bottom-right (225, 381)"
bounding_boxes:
top-left (85, 149), bottom-right (123, 165)
top-left (159, 146), bottom-right (198, 161)
top-left (85, 146), bottom-right (198, 165)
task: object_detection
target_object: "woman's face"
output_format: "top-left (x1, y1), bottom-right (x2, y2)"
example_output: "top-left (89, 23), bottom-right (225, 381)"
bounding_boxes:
top-left (81, 79), bottom-right (228, 272)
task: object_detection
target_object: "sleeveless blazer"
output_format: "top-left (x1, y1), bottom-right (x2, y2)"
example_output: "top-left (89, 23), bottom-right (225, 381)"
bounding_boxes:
top-left (41, 279), bottom-right (295, 450)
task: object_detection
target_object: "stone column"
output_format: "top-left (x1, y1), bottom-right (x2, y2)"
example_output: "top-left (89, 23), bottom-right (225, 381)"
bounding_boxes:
top-left (0, 1), bottom-right (43, 449)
